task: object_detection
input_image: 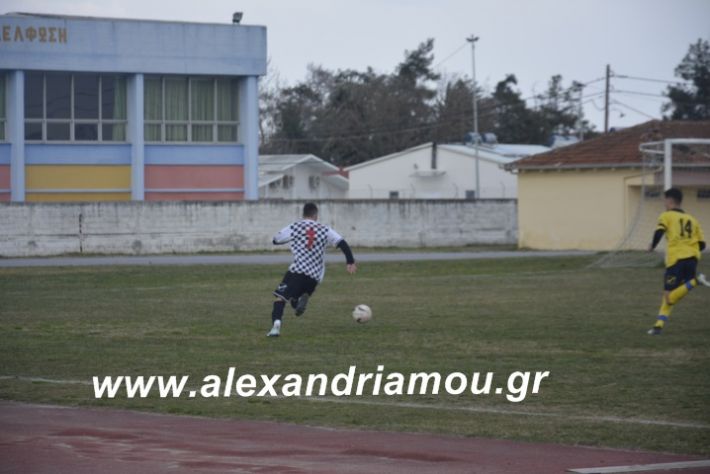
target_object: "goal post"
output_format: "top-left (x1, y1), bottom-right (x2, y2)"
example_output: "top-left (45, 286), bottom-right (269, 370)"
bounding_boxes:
top-left (639, 138), bottom-right (710, 191)
top-left (590, 138), bottom-right (710, 268)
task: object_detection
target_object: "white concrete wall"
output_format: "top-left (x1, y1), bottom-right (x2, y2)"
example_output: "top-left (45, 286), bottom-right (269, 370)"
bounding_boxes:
top-left (0, 200), bottom-right (517, 257)
top-left (348, 146), bottom-right (517, 199)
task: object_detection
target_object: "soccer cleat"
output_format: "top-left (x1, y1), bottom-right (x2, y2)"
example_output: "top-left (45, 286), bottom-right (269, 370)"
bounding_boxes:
top-left (295, 294), bottom-right (310, 317)
top-left (647, 327), bottom-right (662, 336)
top-left (698, 273), bottom-right (710, 288)
top-left (267, 321), bottom-right (281, 337)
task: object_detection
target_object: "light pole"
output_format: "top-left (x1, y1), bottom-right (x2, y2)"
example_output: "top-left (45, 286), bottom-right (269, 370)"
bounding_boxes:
top-left (467, 34), bottom-right (480, 199)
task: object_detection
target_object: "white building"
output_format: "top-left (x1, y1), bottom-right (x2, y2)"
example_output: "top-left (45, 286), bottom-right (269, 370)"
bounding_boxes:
top-left (259, 154), bottom-right (349, 199)
top-left (346, 142), bottom-right (549, 199)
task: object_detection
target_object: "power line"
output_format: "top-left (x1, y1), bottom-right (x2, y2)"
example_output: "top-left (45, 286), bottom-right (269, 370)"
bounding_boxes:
top-left (589, 98), bottom-right (606, 111)
top-left (613, 89), bottom-right (668, 98)
top-left (266, 108), bottom-right (500, 143)
top-left (613, 74), bottom-right (688, 85)
top-left (580, 77), bottom-right (606, 86)
top-left (260, 69), bottom-right (623, 145)
top-left (613, 91), bottom-right (666, 102)
top-left (611, 99), bottom-right (658, 120)
top-left (434, 42), bottom-right (468, 69)
top-left (613, 89), bottom-right (709, 104)
top-left (580, 91), bottom-right (607, 101)
top-left (266, 93), bottom-right (606, 144)
top-left (613, 90), bottom-right (706, 107)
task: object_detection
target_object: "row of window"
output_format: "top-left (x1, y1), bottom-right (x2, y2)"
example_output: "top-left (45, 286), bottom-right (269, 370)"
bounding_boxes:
top-left (16, 72), bottom-right (240, 143)
top-left (645, 189), bottom-right (710, 200)
top-left (24, 73), bottom-right (127, 142)
top-left (388, 191), bottom-right (477, 200)
top-left (144, 76), bottom-right (239, 143)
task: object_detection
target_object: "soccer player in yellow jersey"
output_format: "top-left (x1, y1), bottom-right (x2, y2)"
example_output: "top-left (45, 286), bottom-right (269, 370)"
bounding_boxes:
top-left (648, 188), bottom-right (708, 335)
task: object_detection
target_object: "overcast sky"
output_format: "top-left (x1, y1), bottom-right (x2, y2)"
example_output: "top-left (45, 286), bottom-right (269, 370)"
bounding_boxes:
top-left (4, 0), bottom-right (710, 131)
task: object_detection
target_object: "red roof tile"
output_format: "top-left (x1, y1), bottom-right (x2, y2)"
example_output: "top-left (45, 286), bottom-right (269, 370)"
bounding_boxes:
top-left (511, 120), bottom-right (710, 169)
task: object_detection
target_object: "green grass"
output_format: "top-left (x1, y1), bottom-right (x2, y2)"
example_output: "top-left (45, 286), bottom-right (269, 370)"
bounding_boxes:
top-left (1, 255), bottom-right (709, 454)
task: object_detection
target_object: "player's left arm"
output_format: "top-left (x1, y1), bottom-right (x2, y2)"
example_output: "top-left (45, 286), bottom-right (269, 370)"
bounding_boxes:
top-left (327, 228), bottom-right (357, 273)
top-left (649, 212), bottom-right (668, 251)
top-left (273, 225), bottom-right (292, 245)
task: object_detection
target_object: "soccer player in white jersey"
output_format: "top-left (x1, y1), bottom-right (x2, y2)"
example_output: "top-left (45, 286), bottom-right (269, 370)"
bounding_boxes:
top-left (267, 203), bottom-right (357, 337)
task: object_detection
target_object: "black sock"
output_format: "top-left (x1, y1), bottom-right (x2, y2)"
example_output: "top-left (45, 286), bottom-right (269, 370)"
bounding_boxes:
top-left (272, 300), bottom-right (286, 323)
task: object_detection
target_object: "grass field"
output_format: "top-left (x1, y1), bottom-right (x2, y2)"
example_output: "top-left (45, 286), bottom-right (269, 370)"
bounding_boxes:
top-left (1, 255), bottom-right (709, 455)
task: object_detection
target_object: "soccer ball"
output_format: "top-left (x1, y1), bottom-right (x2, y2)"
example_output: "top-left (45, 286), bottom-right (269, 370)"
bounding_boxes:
top-left (352, 304), bottom-right (372, 323)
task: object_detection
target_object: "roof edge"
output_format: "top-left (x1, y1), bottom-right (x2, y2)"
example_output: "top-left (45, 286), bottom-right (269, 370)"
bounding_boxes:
top-left (2, 11), bottom-right (266, 28)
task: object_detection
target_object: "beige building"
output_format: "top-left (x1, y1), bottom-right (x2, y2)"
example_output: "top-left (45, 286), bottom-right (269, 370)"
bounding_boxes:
top-left (507, 120), bottom-right (710, 250)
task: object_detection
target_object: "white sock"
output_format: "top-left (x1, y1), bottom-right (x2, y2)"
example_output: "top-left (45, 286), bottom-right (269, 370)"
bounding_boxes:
top-left (273, 320), bottom-right (281, 329)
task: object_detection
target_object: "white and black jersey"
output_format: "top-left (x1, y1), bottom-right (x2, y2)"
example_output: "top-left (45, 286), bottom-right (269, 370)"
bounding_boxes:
top-left (273, 219), bottom-right (344, 282)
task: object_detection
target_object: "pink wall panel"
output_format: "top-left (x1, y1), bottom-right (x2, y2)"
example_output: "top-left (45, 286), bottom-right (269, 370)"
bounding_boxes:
top-left (0, 166), bottom-right (10, 189)
top-left (145, 192), bottom-right (244, 201)
top-left (145, 165), bottom-right (244, 189)
top-left (0, 166), bottom-right (10, 201)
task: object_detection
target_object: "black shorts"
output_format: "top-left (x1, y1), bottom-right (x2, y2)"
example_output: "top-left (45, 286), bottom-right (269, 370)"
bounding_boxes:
top-left (273, 271), bottom-right (318, 302)
top-left (664, 257), bottom-right (698, 291)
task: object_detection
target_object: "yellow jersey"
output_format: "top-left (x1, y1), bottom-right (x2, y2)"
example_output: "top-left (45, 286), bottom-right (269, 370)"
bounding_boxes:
top-left (656, 209), bottom-right (705, 267)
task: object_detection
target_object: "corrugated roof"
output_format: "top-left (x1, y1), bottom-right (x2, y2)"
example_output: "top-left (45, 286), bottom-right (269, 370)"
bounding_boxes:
top-left (510, 120), bottom-right (710, 170)
top-left (347, 142), bottom-right (549, 171)
top-left (258, 154), bottom-right (348, 189)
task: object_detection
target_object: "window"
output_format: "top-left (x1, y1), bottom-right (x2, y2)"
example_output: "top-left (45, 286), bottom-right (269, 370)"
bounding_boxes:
top-left (144, 76), bottom-right (239, 143)
top-left (389, 191), bottom-right (400, 200)
top-left (698, 189), bottom-right (710, 200)
top-left (24, 72), bottom-right (127, 142)
top-left (644, 188), bottom-right (662, 199)
top-left (465, 190), bottom-right (476, 200)
top-left (281, 175), bottom-right (294, 189)
top-left (0, 74), bottom-right (5, 141)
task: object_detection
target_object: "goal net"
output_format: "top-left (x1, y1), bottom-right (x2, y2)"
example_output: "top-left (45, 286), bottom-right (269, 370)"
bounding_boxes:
top-left (590, 138), bottom-right (710, 269)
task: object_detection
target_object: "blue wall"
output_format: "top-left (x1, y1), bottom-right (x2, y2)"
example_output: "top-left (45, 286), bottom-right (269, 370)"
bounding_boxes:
top-left (24, 144), bottom-right (131, 165)
top-left (0, 144), bottom-right (10, 165)
top-left (0, 14), bottom-right (266, 76)
top-left (145, 144), bottom-right (245, 165)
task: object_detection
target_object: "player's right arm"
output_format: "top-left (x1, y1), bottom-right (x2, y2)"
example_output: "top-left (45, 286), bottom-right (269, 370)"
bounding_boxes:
top-left (649, 212), bottom-right (668, 251)
top-left (272, 225), bottom-right (293, 245)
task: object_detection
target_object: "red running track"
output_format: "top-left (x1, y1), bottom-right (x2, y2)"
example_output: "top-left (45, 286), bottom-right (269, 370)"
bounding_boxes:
top-left (0, 401), bottom-right (703, 474)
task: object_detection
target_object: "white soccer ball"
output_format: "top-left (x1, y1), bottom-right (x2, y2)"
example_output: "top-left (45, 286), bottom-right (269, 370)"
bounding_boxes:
top-left (352, 304), bottom-right (372, 323)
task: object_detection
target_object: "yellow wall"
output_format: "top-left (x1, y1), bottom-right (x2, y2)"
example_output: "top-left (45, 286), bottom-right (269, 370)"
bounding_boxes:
top-left (518, 169), bottom-right (710, 250)
top-left (25, 166), bottom-right (131, 202)
top-left (518, 169), bottom-right (633, 250)
top-left (683, 191), bottom-right (710, 231)
top-left (624, 187), bottom-right (710, 251)
top-left (25, 192), bottom-right (131, 202)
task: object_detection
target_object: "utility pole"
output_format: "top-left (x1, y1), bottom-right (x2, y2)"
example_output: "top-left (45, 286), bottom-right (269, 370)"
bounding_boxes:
top-left (604, 64), bottom-right (611, 133)
top-left (467, 34), bottom-right (480, 198)
top-left (576, 82), bottom-right (584, 141)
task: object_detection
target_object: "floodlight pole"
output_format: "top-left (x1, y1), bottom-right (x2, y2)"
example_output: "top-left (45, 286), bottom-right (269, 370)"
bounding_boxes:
top-left (577, 83), bottom-right (584, 140)
top-left (467, 35), bottom-right (481, 198)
